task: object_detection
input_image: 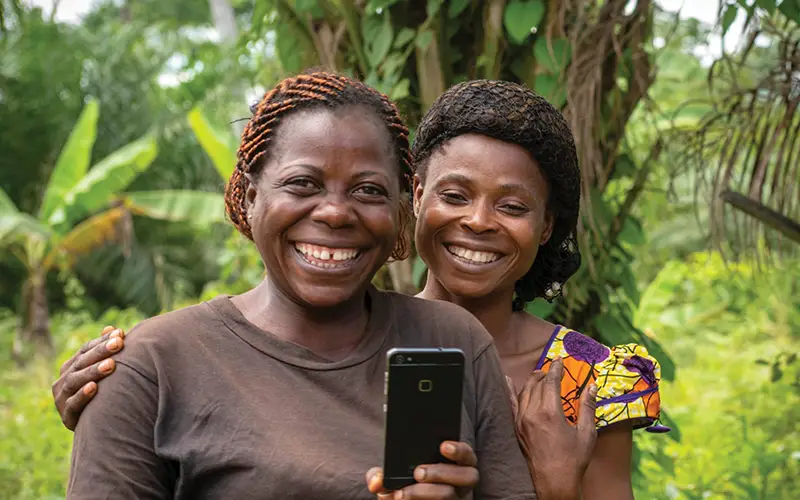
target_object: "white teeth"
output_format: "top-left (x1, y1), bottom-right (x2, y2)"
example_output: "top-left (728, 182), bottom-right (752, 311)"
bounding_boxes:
top-left (447, 245), bottom-right (501, 264)
top-left (295, 243), bottom-right (359, 267)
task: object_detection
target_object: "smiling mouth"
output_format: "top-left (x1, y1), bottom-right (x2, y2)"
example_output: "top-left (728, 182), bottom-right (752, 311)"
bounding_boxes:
top-left (445, 245), bottom-right (502, 265)
top-left (295, 243), bottom-right (362, 269)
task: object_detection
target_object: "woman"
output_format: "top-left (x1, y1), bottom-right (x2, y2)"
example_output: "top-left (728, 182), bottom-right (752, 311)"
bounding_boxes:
top-left (410, 81), bottom-right (665, 499)
top-left (61, 72), bottom-right (537, 500)
top-left (55, 80), bottom-right (665, 499)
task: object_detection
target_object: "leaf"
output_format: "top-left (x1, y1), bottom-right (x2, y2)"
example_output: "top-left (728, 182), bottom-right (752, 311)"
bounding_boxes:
top-left (415, 29), bottom-right (434, 51)
top-left (448, 0), bottom-right (471, 18)
top-left (126, 190), bottom-right (226, 226)
top-left (0, 211), bottom-right (49, 246)
top-left (779, 0), bottom-right (800, 23)
top-left (534, 37), bottom-right (571, 74)
top-left (367, 15), bottom-right (394, 69)
top-left (44, 206), bottom-right (128, 271)
top-left (721, 4), bottom-right (739, 35)
top-left (619, 218), bottom-right (646, 246)
top-left (38, 99), bottom-right (100, 222)
top-left (504, 0), bottom-right (545, 45)
top-left (617, 262), bottom-right (641, 305)
top-left (755, 0), bottom-right (776, 14)
top-left (187, 108), bottom-right (237, 181)
top-left (390, 78), bottom-right (411, 101)
top-left (533, 74), bottom-right (567, 108)
top-left (613, 154), bottom-right (637, 179)
top-left (393, 27), bottom-right (416, 49)
top-left (275, 23), bottom-right (304, 74)
top-left (50, 135), bottom-right (158, 230)
top-left (525, 298), bottom-right (556, 319)
top-left (594, 312), bottom-right (637, 346)
top-left (367, 0), bottom-right (402, 11)
top-left (426, 0), bottom-right (444, 19)
top-left (0, 187), bottom-right (19, 215)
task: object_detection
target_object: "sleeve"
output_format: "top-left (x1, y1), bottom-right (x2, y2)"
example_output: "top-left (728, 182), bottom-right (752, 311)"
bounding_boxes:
top-left (473, 343), bottom-right (538, 500)
top-left (595, 343), bottom-right (662, 431)
top-left (67, 362), bottom-right (174, 499)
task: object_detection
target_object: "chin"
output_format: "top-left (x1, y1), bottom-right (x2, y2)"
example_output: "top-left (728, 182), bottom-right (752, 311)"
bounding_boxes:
top-left (293, 285), bottom-right (364, 309)
top-left (440, 275), bottom-right (501, 300)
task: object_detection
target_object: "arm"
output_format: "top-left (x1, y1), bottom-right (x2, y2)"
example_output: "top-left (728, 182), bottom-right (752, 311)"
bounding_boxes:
top-left (581, 423), bottom-right (634, 500)
top-left (513, 359), bottom-right (598, 500)
top-left (53, 325), bottom-right (126, 430)
top-left (67, 361), bottom-right (173, 499)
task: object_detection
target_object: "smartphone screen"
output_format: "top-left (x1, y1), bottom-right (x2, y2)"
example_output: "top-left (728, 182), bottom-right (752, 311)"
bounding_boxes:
top-left (382, 348), bottom-right (465, 490)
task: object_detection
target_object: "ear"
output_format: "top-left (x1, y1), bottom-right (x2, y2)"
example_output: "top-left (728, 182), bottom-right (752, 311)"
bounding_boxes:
top-left (244, 172), bottom-right (258, 212)
top-left (412, 174), bottom-right (424, 218)
top-left (539, 211), bottom-right (556, 246)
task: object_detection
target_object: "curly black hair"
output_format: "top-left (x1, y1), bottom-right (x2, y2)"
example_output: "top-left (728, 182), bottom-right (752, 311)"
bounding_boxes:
top-left (412, 80), bottom-right (581, 311)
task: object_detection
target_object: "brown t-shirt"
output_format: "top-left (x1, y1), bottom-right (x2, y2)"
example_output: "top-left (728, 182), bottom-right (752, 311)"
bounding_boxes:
top-left (67, 287), bottom-right (536, 500)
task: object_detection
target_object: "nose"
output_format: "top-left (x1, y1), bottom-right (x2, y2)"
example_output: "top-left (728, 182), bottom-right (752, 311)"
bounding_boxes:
top-left (461, 200), bottom-right (498, 234)
top-left (310, 193), bottom-right (356, 229)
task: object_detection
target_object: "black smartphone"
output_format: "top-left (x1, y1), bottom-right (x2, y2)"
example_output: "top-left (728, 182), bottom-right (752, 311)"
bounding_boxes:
top-left (381, 347), bottom-right (465, 490)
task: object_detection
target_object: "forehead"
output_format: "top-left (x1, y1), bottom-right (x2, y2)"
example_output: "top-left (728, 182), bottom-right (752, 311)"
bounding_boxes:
top-left (426, 133), bottom-right (546, 189)
top-left (269, 106), bottom-right (395, 167)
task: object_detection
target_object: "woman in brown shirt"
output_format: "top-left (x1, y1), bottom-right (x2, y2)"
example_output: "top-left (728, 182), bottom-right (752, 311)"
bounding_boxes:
top-left (62, 72), bottom-right (536, 500)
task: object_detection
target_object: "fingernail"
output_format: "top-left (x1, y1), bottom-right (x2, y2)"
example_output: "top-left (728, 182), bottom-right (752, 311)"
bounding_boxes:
top-left (106, 337), bottom-right (121, 351)
top-left (414, 467), bottom-right (426, 481)
top-left (393, 490), bottom-right (404, 500)
top-left (443, 442), bottom-right (456, 454)
top-left (83, 382), bottom-right (96, 395)
top-left (98, 359), bottom-right (114, 373)
top-left (590, 384), bottom-right (598, 396)
top-left (109, 329), bottom-right (122, 339)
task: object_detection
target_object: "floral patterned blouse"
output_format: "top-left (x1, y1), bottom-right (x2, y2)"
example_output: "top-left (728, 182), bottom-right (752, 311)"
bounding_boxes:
top-left (536, 325), bottom-right (666, 431)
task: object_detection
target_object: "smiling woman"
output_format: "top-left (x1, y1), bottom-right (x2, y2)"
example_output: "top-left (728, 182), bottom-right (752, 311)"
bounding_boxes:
top-left (62, 72), bottom-right (536, 500)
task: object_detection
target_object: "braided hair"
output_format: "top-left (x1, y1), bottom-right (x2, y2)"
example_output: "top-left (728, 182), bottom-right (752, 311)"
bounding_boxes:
top-left (225, 71), bottom-right (414, 260)
top-left (412, 80), bottom-right (581, 310)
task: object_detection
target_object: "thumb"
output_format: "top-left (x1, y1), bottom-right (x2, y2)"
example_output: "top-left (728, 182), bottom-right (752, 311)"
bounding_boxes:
top-left (365, 467), bottom-right (388, 494)
top-left (577, 383), bottom-right (599, 445)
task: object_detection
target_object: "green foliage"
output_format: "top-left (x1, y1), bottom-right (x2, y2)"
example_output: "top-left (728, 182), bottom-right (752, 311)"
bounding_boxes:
top-left (634, 253), bottom-right (800, 499)
top-left (504, 0), bottom-right (545, 45)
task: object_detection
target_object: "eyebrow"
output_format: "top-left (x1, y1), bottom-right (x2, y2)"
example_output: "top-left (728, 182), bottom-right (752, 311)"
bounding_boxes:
top-left (435, 174), bottom-right (533, 197)
top-left (434, 173), bottom-right (473, 186)
top-left (352, 170), bottom-right (390, 182)
top-left (499, 183), bottom-right (533, 196)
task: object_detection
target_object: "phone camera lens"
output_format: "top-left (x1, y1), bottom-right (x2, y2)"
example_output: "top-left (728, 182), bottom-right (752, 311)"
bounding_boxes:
top-left (395, 355), bottom-right (405, 364)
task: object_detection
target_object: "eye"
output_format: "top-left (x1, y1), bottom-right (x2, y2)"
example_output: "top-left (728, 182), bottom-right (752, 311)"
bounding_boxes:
top-left (355, 184), bottom-right (387, 196)
top-left (439, 191), bottom-right (468, 205)
top-left (500, 203), bottom-right (529, 216)
top-left (353, 183), bottom-right (389, 201)
top-left (282, 176), bottom-right (320, 195)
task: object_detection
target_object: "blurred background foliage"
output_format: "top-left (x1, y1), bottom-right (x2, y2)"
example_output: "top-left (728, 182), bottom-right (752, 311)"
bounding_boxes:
top-left (0, 0), bottom-right (798, 498)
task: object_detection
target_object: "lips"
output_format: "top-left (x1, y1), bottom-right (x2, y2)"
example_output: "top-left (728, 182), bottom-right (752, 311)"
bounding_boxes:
top-left (294, 242), bottom-right (362, 269)
top-left (445, 244), bottom-right (502, 264)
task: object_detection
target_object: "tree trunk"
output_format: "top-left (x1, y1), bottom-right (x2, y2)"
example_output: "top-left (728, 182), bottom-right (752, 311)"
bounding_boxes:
top-left (25, 270), bottom-right (53, 355)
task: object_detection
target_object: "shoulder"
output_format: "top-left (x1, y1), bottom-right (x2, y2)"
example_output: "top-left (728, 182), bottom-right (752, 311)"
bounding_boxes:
top-left (382, 291), bottom-right (494, 357)
top-left (114, 299), bottom-right (224, 379)
top-left (541, 326), bottom-right (663, 431)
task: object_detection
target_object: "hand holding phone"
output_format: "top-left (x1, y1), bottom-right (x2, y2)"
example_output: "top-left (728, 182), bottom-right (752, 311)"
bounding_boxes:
top-left (366, 441), bottom-right (479, 499)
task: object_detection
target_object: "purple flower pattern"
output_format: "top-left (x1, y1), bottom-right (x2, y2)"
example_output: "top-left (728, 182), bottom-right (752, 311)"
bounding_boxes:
top-left (562, 331), bottom-right (610, 365)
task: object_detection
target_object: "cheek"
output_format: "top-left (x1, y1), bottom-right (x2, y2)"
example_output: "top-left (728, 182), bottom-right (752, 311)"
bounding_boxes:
top-left (361, 204), bottom-right (400, 245)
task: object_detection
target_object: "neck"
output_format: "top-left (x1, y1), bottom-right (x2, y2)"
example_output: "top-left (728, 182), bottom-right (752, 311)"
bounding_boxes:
top-left (234, 278), bottom-right (371, 360)
top-left (419, 275), bottom-right (519, 349)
